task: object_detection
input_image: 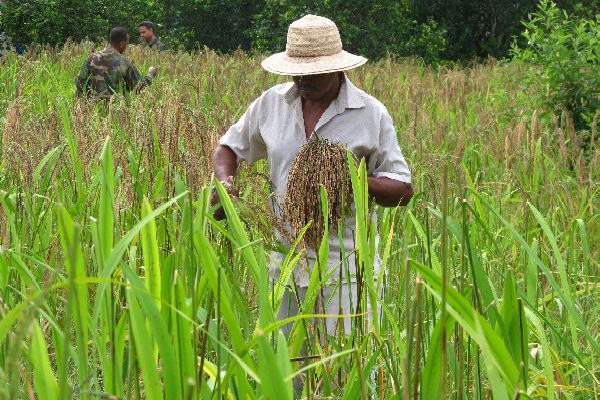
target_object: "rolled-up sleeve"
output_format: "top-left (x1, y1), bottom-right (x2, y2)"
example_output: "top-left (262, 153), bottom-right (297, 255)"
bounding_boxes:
top-left (128, 64), bottom-right (154, 94)
top-left (370, 109), bottom-right (412, 183)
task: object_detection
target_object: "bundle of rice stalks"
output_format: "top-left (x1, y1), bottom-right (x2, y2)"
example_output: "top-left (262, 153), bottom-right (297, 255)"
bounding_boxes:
top-left (284, 136), bottom-right (354, 249)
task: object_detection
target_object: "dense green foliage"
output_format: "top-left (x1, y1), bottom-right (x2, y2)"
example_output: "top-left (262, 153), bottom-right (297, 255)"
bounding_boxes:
top-left (409, 0), bottom-right (598, 60)
top-left (0, 0), bottom-right (155, 47)
top-left (510, 0), bottom-right (599, 154)
top-left (251, 0), bottom-right (447, 64)
top-left (1, 0), bottom-right (597, 62)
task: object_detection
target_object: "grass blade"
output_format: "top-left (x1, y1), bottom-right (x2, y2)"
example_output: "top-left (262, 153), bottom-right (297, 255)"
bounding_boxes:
top-left (30, 321), bottom-right (60, 400)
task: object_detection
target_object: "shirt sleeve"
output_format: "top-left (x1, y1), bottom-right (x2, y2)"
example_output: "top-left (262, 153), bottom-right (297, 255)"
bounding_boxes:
top-left (219, 94), bottom-right (269, 164)
top-left (126, 63), bottom-right (154, 94)
top-left (74, 55), bottom-right (92, 94)
top-left (370, 108), bottom-right (412, 183)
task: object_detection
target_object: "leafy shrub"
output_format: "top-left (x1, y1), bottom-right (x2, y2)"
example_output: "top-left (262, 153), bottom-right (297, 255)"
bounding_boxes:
top-left (509, 0), bottom-right (599, 153)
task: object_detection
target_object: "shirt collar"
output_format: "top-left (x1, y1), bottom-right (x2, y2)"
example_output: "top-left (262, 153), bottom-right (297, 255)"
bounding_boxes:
top-left (341, 77), bottom-right (365, 109)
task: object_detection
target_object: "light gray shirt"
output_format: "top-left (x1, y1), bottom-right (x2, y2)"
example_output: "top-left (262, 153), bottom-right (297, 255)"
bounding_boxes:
top-left (220, 76), bottom-right (411, 287)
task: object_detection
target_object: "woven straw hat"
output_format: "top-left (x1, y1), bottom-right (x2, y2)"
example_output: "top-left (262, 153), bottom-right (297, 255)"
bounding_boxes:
top-left (261, 15), bottom-right (367, 76)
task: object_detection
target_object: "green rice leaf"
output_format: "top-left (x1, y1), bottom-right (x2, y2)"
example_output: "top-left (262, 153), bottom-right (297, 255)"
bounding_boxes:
top-left (473, 313), bottom-right (511, 400)
top-left (257, 333), bottom-right (292, 400)
top-left (56, 205), bottom-right (90, 388)
top-left (214, 178), bottom-right (274, 330)
top-left (125, 286), bottom-right (162, 400)
top-left (497, 270), bottom-right (528, 386)
top-left (471, 191), bottom-right (598, 354)
top-left (410, 259), bottom-right (520, 393)
top-left (91, 192), bottom-right (186, 335)
top-left (141, 198), bottom-right (161, 310)
top-left (98, 136), bottom-right (115, 265)
top-left (524, 308), bottom-right (554, 400)
top-left (422, 315), bottom-right (456, 400)
top-left (277, 331), bottom-right (294, 398)
top-left (30, 321), bottom-right (60, 400)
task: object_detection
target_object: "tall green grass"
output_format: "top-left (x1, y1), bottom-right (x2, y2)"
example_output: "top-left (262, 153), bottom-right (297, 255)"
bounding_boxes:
top-left (0, 42), bottom-right (598, 399)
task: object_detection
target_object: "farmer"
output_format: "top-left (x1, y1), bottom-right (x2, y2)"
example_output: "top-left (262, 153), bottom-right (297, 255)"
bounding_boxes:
top-left (211, 11), bottom-right (413, 371)
top-left (75, 27), bottom-right (158, 101)
top-left (139, 21), bottom-right (165, 51)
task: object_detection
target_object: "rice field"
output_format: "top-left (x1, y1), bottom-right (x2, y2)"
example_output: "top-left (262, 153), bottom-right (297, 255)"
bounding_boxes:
top-left (0, 41), bottom-right (598, 399)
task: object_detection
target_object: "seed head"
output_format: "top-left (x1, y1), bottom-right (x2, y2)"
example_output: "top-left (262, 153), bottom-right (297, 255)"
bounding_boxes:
top-left (284, 136), bottom-right (354, 249)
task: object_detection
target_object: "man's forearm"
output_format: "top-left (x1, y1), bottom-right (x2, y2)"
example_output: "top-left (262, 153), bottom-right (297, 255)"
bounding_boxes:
top-left (213, 144), bottom-right (238, 181)
top-left (367, 176), bottom-right (414, 207)
top-left (211, 144), bottom-right (240, 219)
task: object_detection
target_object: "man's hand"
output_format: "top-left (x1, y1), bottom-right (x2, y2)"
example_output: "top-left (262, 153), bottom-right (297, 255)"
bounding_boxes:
top-left (210, 176), bottom-right (239, 220)
top-left (149, 66), bottom-right (158, 76)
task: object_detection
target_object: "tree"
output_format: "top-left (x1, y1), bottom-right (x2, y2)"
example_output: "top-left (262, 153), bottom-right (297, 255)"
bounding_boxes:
top-left (251, 0), bottom-right (446, 63)
top-left (172, 0), bottom-right (264, 52)
top-left (0, 0), bottom-right (156, 49)
top-left (408, 0), bottom-right (598, 61)
top-left (510, 0), bottom-right (599, 155)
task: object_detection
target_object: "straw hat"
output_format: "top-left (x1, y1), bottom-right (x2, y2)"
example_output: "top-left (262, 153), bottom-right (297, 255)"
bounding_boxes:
top-left (261, 15), bottom-right (367, 76)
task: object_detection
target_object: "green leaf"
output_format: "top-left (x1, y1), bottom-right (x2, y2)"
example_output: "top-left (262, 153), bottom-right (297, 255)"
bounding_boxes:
top-left (30, 321), bottom-right (60, 400)
top-left (125, 287), bottom-right (162, 400)
top-left (257, 334), bottom-right (292, 400)
top-left (471, 191), bottom-right (598, 354)
top-left (98, 136), bottom-right (115, 267)
top-left (410, 259), bottom-right (520, 394)
top-left (141, 198), bottom-right (161, 309)
top-left (422, 315), bottom-right (456, 400)
top-left (56, 205), bottom-right (90, 390)
top-left (214, 178), bottom-right (274, 330)
top-left (497, 270), bottom-right (528, 386)
top-left (277, 331), bottom-right (294, 398)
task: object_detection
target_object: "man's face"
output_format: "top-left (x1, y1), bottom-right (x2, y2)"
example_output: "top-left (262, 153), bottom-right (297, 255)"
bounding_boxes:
top-left (292, 72), bottom-right (340, 102)
top-left (139, 26), bottom-right (154, 44)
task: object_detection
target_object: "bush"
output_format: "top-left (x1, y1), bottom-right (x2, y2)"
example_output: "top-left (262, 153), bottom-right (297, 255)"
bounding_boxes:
top-left (509, 0), bottom-right (599, 153)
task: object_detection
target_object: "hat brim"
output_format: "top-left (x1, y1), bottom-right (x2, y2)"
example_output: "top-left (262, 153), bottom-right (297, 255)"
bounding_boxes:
top-left (261, 50), bottom-right (367, 75)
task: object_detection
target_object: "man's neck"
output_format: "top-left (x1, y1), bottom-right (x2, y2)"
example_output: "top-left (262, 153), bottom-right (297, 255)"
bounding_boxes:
top-left (108, 45), bottom-right (123, 54)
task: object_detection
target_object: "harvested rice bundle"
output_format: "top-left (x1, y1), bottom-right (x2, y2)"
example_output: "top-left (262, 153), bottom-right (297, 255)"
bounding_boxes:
top-left (284, 136), bottom-right (354, 248)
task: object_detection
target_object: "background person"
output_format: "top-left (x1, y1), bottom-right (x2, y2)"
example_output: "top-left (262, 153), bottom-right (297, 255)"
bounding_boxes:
top-left (75, 27), bottom-right (158, 101)
top-left (138, 21), bottom-right (165, 51)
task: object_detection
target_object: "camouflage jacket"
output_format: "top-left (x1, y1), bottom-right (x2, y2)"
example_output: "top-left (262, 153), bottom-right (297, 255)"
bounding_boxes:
top-left (74, 47), bottom-right (154, 100)
top-left (142, 37), bottom-right (165, 51)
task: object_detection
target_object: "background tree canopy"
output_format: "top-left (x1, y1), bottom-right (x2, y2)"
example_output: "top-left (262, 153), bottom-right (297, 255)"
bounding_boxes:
top-left (0, 0), bottom-right (597, 63)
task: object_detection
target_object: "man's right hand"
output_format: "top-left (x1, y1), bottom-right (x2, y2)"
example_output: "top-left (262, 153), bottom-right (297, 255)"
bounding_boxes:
top-left (149, 66), bottom-right (158, 76)
top-left (210, 176), bottom-right (239, 220)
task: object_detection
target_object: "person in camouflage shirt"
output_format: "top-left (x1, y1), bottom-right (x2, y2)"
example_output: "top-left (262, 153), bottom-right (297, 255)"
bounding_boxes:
top-left (75, 27), bottom-right (158, 101)
top-left (139, 21), bottom-right (165, 51)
